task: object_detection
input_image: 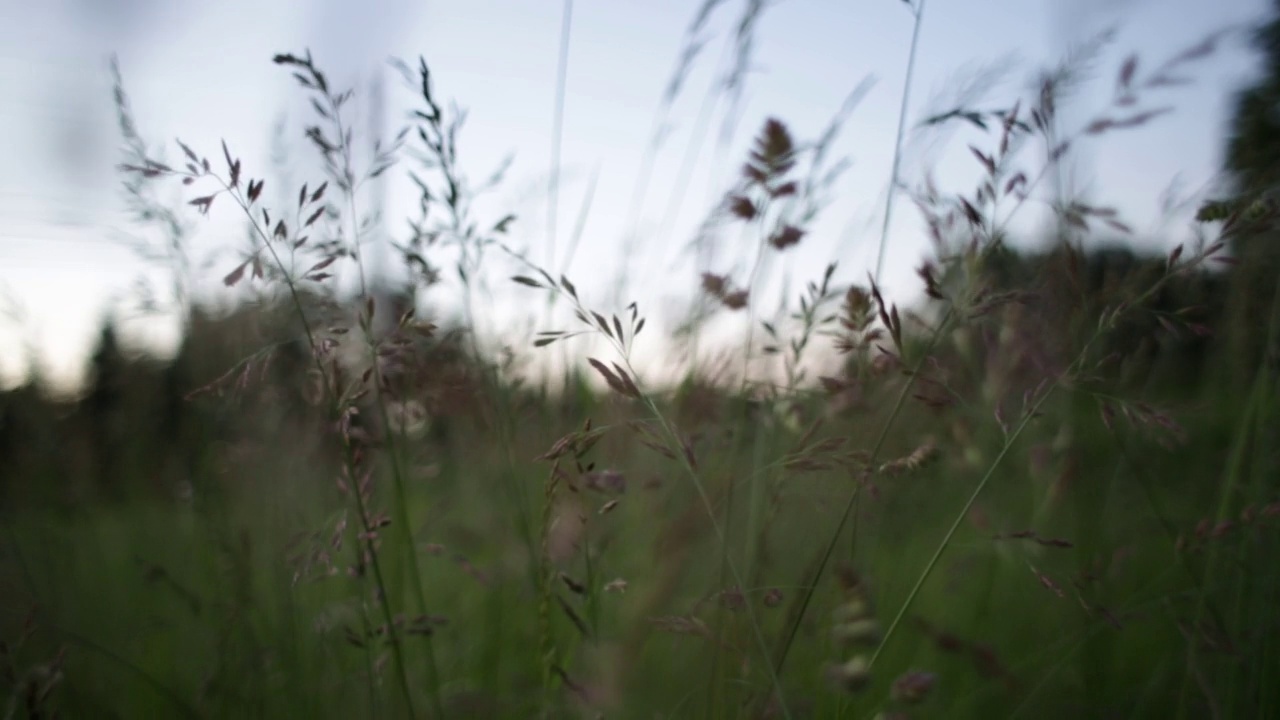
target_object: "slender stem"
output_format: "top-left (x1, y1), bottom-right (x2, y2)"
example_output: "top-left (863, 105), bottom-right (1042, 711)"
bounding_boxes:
top-left (873, 0), bottom-right (928, 285)
top-left (532, 278), bottom-right (793, 718)
top-left (636, 389), bottom-right (793, 720)
top-left (865, 255), bottom-right (1213, 672)
top-left (868, 382), bottom-right (1056, 670)
top-left (330, 95), bottom-right (444, 717)
top-left (774, 7), bottom-right (933, 664)
top-left (547, 0), bottom-right (574, 277)
top-left (1177, 275), bottom-right (1280, 718)
top-left (741, 214), bottom-right (772, 388)
top-left (215, 177), bottom-right (420, 718)
top-left (771, 306), bottom-right (953, 678)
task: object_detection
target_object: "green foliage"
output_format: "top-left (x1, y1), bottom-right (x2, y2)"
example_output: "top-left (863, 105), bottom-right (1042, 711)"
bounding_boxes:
top-left (3, 10), bottom-right (1280, 719)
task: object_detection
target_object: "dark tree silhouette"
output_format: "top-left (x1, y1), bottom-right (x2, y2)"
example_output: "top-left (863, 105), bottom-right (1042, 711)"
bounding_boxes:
top-left (1220, 1), bottom-right (1280, 376)
top-left (1225, 2), bottom-right (1280, 195)
top-left (86, 320), bottom-right (128, 495)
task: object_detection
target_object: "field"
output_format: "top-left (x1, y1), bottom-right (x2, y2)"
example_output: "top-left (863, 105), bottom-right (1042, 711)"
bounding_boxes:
top-left (2, 8), bottom-right (1280, 719)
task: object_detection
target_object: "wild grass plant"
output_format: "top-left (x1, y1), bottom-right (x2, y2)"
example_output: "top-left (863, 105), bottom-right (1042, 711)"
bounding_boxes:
top-left (2, 4), bottom-right (1279, 719)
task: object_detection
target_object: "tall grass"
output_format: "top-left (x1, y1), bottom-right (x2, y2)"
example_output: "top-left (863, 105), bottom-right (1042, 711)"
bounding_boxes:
top-left (1, 7), bottom-right (1277, 720)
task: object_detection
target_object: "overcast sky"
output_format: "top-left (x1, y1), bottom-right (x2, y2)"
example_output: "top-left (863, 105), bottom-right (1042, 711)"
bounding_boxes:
top-left (0, 0), bottom-right (1268, 391)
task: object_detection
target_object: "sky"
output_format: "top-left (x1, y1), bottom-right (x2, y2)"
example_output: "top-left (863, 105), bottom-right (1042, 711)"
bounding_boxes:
top-left (0, 0), bottom-right (1270, 392)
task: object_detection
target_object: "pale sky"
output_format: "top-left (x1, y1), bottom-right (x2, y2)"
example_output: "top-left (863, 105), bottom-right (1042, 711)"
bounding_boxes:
top-left (0, 0), bottom-right (1268, 392)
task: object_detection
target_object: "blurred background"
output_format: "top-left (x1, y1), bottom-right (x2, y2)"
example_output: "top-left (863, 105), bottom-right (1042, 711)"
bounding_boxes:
top-left (0, 0), bottom-right (1265, 392)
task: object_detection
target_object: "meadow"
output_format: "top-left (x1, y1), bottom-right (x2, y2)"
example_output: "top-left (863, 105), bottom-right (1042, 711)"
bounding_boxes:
top-left (2, 7), bottom-right (1279, 719)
